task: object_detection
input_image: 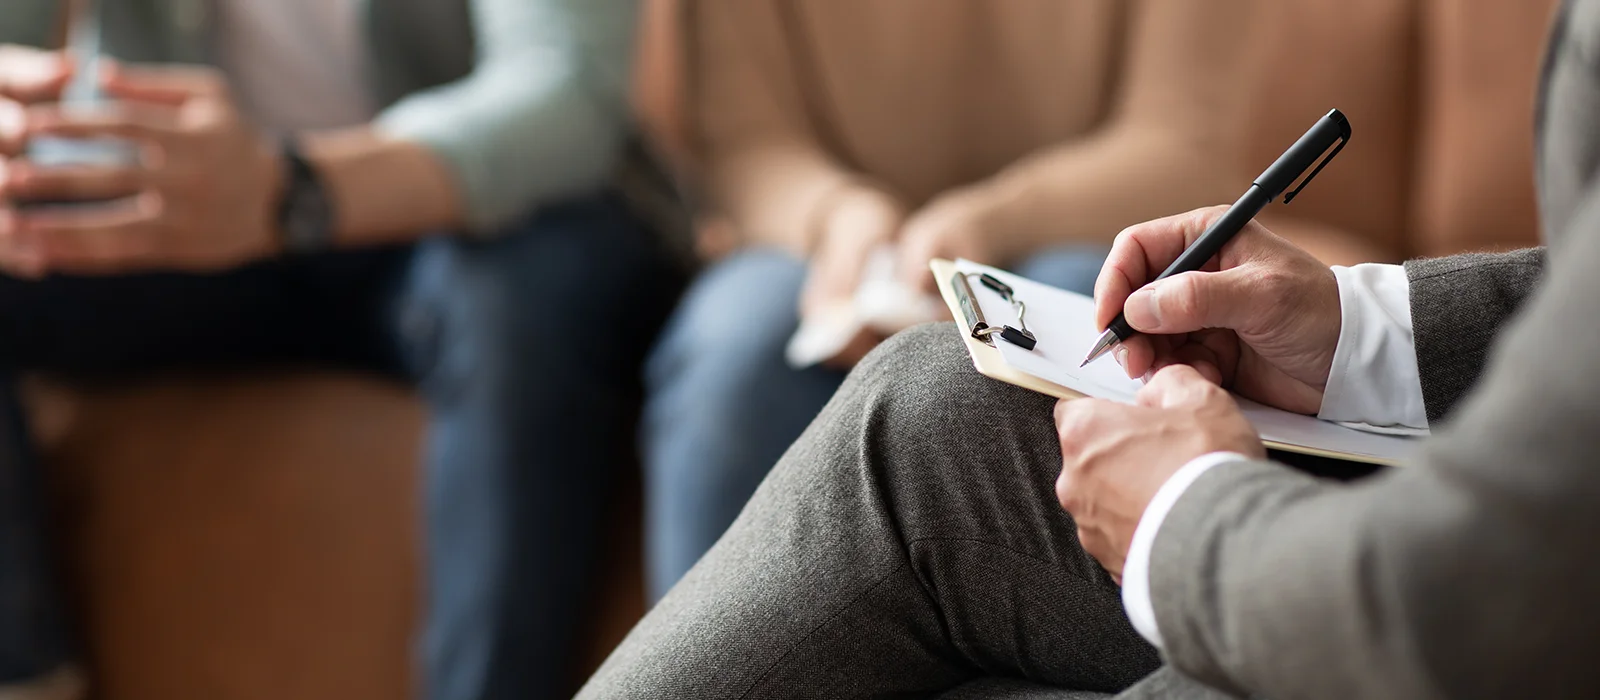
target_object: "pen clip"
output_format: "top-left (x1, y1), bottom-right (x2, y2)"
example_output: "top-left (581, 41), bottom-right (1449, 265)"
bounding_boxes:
top-left (1282, 134), bottom-right (1348, 204)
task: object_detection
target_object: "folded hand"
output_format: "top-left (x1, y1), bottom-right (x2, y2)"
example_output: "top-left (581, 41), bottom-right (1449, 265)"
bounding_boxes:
top-left (1055, 364), bottom-right (1263, 581)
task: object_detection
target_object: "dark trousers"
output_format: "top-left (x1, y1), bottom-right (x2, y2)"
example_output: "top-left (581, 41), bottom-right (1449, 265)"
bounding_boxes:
top-left (0, 192), bottom-right (685, 700)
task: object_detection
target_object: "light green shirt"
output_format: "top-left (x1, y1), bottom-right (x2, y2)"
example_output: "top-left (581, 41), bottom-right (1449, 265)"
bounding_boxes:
top-left (1, 0), bottom-right (641, 232)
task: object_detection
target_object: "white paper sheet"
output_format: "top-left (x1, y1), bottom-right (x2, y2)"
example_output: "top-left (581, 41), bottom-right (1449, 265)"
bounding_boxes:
top-left (787, 246), bottom-right (945, 368)
top-left (954, 260), bottom-right (1416, 463)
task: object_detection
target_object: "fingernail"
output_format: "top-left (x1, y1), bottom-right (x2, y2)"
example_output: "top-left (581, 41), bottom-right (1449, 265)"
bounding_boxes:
top-left (1126, 287), bottom-right (1161, 331)
top-left (1113, 344), bottom-right (1129, 368)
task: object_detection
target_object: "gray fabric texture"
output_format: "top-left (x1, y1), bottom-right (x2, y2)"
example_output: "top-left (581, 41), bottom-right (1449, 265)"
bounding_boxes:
top-left (936, 678), bottom-right (1108, 700)
top-left (933, 664), bottom-right (1238, 700)
top-left (1402, 248), bottom-right (1545, 423)
top-left (578, 324), bottom-right (1228, 699)
top-left (1148, 0), bottom-right (1600, 697)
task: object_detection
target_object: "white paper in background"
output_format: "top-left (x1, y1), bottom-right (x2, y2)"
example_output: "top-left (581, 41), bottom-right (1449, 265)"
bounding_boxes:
top-left (953, 260), bottom-right (1417, 463)
top-left (786, 246), bottom-right (946, 368)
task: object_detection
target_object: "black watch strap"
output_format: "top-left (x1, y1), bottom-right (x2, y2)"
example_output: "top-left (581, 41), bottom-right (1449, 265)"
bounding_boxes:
top-left (276, 141), bottom-right (336, 255)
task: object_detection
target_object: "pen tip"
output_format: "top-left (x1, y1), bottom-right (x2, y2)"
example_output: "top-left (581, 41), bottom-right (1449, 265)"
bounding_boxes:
top-left (1080, 332), bottom-right (1117, 368)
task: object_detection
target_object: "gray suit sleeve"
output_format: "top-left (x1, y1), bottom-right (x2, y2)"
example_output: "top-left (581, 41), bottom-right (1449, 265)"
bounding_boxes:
top-left (1404, 249), bottom-right (1545, 422)
top-left (1148, 188), bottom-right (1600, 699)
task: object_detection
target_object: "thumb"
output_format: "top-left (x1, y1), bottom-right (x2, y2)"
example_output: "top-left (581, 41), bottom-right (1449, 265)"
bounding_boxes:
top-left (895, 225), bottom-right (937, 293)
top-left (1121, 268), bottom-right (1259, 335)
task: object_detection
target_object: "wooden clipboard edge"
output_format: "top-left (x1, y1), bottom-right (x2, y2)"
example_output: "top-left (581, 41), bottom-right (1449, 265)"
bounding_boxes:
top-left (930, 259), bottom-right (1397, 468)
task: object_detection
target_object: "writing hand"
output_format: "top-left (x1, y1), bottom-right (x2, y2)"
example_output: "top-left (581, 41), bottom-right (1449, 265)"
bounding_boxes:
top-left (1093, 206), bottom-right (1341, 415)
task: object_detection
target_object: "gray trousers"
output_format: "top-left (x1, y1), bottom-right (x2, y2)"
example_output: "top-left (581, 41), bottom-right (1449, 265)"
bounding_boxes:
top-left (581, 324), bottom-right (1235, 699)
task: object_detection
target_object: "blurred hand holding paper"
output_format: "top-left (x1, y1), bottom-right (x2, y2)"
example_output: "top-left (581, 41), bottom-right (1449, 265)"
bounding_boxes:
top-left (786, 245), bottom-right (945, 367)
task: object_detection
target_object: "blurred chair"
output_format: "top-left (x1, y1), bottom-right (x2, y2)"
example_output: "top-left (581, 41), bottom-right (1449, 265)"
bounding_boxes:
top-left (30, 1), bottom-right (1555, 699)
top-left (35, 371), bottom-right (646, 700)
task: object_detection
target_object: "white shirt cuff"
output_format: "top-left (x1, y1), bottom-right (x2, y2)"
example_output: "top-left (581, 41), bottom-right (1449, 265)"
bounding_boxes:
top-left (1317, 264), bottom-right (1429, 432)
top-left (1120, 451), bottom-right (1252, 650)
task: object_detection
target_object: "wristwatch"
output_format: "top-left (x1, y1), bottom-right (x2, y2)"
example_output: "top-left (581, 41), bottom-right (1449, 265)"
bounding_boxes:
top-left (275, 140), bottom-right (336, 255)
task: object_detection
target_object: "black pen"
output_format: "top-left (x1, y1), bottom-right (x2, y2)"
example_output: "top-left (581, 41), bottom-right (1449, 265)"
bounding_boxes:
top-left (1080, 109), bottom-right (1352, 367)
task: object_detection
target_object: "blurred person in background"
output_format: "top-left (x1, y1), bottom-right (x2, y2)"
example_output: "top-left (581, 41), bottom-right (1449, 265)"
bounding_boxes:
top-left (0, 1), bottom-right (681, 699)
top-left (641, 0), bottom-right (1400, 598)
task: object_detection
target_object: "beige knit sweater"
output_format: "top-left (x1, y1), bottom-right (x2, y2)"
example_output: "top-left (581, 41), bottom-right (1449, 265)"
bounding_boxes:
top-left (686, 0), bottom-right (1450, 265)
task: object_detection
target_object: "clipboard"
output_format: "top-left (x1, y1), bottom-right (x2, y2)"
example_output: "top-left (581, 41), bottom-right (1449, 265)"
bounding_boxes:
top-left (931, 258), bottom-right (1407, 467)
top-left (933, 259), bottom-right (1079, 399)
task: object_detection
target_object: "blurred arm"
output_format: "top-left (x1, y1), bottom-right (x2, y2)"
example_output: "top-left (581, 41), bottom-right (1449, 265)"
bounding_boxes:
top-left (347, 0), bottom-right (638, 240)
top-left (632, 0), bottom-right (693, 180)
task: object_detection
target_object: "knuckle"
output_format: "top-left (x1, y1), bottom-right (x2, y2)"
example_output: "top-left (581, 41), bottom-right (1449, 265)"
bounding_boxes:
top-left (1112, 226), bottom-right (1139, 250)
top-left (1185, 206), bottom-right (1227, 234)
top-left (1197, 204), bottom-right (1230, 224)
top-left (1201, 384), bottom-right (1234, 410)
top-left (1055, 472), bottom-right (1077, 507)
top-left (1056, 403), bottom-right (1094, 444)
top-left (1253, 266), bottom-right (1295, 298)
top-left (1140, 371), bottom-right (1173, 397)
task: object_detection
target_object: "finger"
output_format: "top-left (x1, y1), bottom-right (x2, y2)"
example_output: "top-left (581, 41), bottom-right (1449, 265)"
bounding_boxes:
top-left (0, 208), bottom-right (44, 278)
top-left (1132, 334), bottom-right (1196, 383)
top-left (1151, 342), bottom-right (1226, 387)
top-left (1118, 335), bottom-right (1157, 380)
top-left (3, 159), bottom-right (148, 202)
top-left (1054, 398), bottom-right (1117, 451)
top-left (1094, 207), bottom-right (1229, 330)
top-left (0, 239), bottom-right (47, 279)
top-left (899, 240), bottom-right (940, 294)
top-left (25, 103), bottom-right (183, 146)
top-left (0, 47), bottom-right (72, 103)
top-left (0, 103), bottom-right (24, 156)
top-left (1054, 463), bottom-right (1079, 512)
top-left (1053, 398), bottom-right (1073, 424)
top-left (1136, 364), bottom-right (1220, 410)
top-left (0, 250), bottom-right (47, 279)
top-left (895, 231), bottom-right (939, 294)
top-left (1188, 329), bottom-right (1241, 386)
top-left (1077, 528), bottom-right (1117, 570)
top-left (101, 61), bottom-right (228, 105)
top-left (15, 195), bottom-right (161, 272)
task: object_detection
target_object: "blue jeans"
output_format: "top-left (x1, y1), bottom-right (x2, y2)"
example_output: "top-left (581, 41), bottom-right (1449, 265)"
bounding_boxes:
top-left (0, 193), bottom-right (684, 700)
top-left (642, 245), bottom-right (1108, 599)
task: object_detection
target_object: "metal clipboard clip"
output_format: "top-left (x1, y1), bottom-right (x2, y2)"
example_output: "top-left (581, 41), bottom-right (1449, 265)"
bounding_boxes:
top-left (950, 272), bottom-right (1037, 351)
